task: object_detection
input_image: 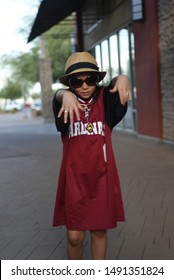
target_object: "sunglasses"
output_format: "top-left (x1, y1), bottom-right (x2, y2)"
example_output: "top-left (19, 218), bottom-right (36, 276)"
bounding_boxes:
top-left (69, 74), bottom-right (99, 88)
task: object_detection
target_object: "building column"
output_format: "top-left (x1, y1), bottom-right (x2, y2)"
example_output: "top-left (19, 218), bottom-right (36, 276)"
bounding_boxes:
top-left (133, 0), bottom-right (163, 139)
top-left (158, 0), bottom-right (174, 141)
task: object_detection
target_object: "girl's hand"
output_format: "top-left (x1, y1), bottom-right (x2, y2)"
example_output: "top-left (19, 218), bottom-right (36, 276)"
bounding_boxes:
top-left (109, 75), bottom-right (131, 105)
top-left (58, 90), bottom-right (83, 123)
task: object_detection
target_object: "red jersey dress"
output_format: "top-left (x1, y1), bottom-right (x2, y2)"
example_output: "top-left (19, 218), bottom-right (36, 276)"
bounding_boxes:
top-left (52, 86), bottom-right (127, 230)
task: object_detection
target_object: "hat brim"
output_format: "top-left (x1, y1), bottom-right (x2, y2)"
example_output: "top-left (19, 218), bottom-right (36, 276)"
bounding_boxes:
top-left (58, 69), bottom-right (106, 86)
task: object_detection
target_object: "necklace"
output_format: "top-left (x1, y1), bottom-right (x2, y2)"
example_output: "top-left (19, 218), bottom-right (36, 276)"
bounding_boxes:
top-left (77, 97), bottom-right (94, 133)
top-left (84, 105), bottom-right (94, 133)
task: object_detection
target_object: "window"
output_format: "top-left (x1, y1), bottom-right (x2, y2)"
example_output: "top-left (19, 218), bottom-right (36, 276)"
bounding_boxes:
top-left (101, 40), bottom-right (110, 84)
top-left (109, 35), bottom-right (119, 78)
top-left (119, 29), bottom-right (130, 76)
top-left (93, 25), bottom-right (136, 132)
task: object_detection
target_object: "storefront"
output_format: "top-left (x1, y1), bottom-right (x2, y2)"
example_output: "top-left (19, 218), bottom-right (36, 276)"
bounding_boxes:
top-left (82, 0), bottom-right (162, 139)
top-left (28, 0), bottom-right (174, 142)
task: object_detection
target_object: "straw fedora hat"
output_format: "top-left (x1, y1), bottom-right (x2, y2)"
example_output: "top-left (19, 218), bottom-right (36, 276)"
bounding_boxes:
top-left (58, 52), bottom-right (106, 86)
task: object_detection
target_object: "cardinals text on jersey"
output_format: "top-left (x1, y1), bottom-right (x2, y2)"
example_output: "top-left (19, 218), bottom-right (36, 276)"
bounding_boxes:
top-left (69, 121), bottom-right (105, 138)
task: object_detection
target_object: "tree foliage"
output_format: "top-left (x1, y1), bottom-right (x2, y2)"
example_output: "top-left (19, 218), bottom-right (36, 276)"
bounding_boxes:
top-left (44, 16), bottom-right (73, 82)
top-left (0, 15), bottom-right (73, 99)
top-left (0, 79), bottom-right (22, 100)
top-left (2, 47), bottom-right (39, 84)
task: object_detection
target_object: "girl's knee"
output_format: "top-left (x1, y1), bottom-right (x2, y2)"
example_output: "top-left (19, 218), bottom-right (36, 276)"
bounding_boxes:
top-left (67, 230), bottom-right (85, 247)
top-left (91, 230), bottom-right (107, 240)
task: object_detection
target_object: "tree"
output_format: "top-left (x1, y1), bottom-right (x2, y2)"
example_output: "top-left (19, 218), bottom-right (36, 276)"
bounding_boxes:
top-left (0, 79), bottom-right (22, 100)
top-left (44, 16), bottom-right (73, 82)
top-left (1, 47), bottom-right (39, 84)
top-left (0, 16), bottom-right (73, 99)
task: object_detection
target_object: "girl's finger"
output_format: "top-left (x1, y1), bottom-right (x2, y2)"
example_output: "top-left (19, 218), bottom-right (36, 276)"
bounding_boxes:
top-left (64, 109), bottom-right (69, 123)
top-left (69, 108), bottom-right (74, 124)
top-left (58, 106), bottom-right (64, 118)
top-left (109, 86), bottom-right (118, 93)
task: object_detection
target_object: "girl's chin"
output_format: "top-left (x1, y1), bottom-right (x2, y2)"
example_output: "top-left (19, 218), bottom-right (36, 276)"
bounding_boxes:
top-left (76, 93), bottom-right (93, 100)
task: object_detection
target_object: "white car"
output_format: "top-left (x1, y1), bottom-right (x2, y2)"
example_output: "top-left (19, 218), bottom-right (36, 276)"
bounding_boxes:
top-left (5, 101), bottom-right (23, 112)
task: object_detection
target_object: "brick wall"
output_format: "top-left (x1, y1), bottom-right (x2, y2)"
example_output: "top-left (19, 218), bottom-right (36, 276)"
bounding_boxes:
top-left (158, 0), bottom-right (174, 141)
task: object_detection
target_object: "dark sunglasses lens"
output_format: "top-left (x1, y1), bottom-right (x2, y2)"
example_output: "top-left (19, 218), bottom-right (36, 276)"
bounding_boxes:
top-left (69, 78), bottom-right (83, 88)
top-left (86, 74), bottom-right (99, 86)
top-left (69, 74), bottom-right (99, 88)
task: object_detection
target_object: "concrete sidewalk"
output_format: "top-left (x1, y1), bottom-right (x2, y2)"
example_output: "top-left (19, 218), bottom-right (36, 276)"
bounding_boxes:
top-left (0, 115), bottom-right (174, 260)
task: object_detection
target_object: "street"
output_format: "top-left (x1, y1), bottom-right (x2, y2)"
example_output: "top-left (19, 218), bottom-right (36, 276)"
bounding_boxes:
top-left (0, 112), bottom-right (174, 259)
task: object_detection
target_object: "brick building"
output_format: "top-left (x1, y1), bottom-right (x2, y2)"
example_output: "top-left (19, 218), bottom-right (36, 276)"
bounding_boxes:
top-left (29, 0), bottom-right (174, 142)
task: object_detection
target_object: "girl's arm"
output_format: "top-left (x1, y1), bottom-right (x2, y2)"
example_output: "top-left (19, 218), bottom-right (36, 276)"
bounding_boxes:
top-left (110, 75), bottom-right (131, 105)
top-left (103, 75), bottom-right (131, 128)
top-left (54, 89), bottom-right (83, 124)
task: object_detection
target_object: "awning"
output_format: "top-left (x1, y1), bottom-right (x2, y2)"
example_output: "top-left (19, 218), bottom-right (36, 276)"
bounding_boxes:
top-left (27, 0), bottom-right (82, 43)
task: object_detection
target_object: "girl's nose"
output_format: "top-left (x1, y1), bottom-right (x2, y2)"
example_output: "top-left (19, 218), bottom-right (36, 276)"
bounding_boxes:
top-left (81, 81), bottom-right (88, 89)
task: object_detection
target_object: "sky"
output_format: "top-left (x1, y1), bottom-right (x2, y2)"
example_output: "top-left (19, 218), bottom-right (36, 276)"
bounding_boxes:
top-left (0, 0), bottom-right (39, 57)
top-left (0, 0), bottom-right (40, 88)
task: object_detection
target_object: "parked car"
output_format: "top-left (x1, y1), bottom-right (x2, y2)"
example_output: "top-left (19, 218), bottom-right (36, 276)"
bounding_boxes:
top-left (5, 101), bottom-right (23, 112)
top-left (31, 100), bottom-right (42, 116)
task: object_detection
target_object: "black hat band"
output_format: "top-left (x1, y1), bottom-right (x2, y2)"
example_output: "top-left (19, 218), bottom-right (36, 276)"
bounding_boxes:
top-left (65, 62), bottom-right (99, 74)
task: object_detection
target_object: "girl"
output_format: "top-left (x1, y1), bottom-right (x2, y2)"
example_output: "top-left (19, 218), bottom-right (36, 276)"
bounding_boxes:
top-left (52, 51), bottom-right (131, 260)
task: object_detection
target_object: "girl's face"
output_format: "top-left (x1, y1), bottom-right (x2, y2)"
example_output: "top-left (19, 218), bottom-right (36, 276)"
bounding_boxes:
top-left (69, 73), bottom-right (98, 100)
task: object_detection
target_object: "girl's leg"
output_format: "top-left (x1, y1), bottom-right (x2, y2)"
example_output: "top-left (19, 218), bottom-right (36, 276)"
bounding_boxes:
top-left (67, 230), bottom-right (85, 260)
top-left (90, 230), bottom-right (107, 260)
